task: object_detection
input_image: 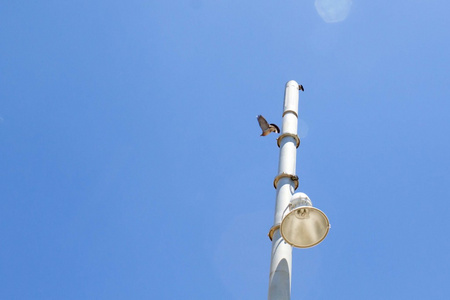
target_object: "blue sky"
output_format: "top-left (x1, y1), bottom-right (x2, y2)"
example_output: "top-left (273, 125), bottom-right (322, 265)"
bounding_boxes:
top-left (1, 0), bottom-right (450, 299)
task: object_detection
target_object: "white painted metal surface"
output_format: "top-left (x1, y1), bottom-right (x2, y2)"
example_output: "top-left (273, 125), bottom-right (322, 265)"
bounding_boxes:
top-left (268, 80), bottom-right (300, 300)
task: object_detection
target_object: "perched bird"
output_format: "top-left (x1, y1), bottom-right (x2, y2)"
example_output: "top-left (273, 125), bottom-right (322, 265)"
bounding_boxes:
top-left (299, 84), bottom-right (304, 91)
top-left (257, 115), bottom-right (280, 136)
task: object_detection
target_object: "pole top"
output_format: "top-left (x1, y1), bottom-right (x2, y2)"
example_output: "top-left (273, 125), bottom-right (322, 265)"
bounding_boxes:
top-left (286, 80), bottom-right (299, 88)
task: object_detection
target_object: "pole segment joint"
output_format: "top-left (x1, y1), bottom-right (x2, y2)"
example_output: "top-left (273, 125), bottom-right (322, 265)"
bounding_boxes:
top-left (277, 133), bottom-right (300, 148)
top-left (273, 173), bottom-right (299, 190)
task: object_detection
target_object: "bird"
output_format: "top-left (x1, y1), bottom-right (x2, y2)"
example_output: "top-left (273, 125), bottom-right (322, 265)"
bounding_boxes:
top-left (299, 84), bottom-right (304, 91)
top-left (257, 115), bottom-right (280, 136)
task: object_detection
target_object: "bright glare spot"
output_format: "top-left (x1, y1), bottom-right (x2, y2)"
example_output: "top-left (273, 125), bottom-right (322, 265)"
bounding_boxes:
top-left (315, 0), bottom-right (352, 23)
top-left (298, 118), bottom-right (309, 138)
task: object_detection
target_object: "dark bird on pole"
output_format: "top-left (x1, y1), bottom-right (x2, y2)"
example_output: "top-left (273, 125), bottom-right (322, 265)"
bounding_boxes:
top-left (257, 115), bottom-right (280, 136)
top-left (299, 85), bottom-right (304, 91)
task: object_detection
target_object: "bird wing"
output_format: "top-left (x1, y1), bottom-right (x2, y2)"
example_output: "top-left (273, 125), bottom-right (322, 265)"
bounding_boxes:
top-left (257, 115), bottom-right (270, 131)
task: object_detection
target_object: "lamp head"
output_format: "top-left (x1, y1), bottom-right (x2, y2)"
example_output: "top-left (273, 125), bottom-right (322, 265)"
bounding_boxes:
top-left (280, 192), bottom-right (330, 248)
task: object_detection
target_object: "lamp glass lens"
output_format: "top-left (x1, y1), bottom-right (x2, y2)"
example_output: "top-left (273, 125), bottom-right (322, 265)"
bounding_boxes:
top-left (281, 207), bottom-right (329, 248)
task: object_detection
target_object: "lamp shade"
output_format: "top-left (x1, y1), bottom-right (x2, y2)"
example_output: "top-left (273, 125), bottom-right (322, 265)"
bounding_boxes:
top-left (280, 193), bottom-right (330, 248)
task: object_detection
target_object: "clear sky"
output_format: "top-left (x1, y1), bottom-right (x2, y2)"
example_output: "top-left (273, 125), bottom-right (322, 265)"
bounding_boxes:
top-left (1, 0), bottom-right (450, 299)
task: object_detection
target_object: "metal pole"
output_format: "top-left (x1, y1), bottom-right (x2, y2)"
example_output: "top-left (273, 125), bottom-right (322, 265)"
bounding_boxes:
top-left (268, 80), bottom-right (300, 300)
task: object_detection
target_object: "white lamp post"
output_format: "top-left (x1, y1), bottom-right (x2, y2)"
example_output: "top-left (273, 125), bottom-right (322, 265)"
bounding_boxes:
top-left (267, 80), bottom-right (330, 300)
